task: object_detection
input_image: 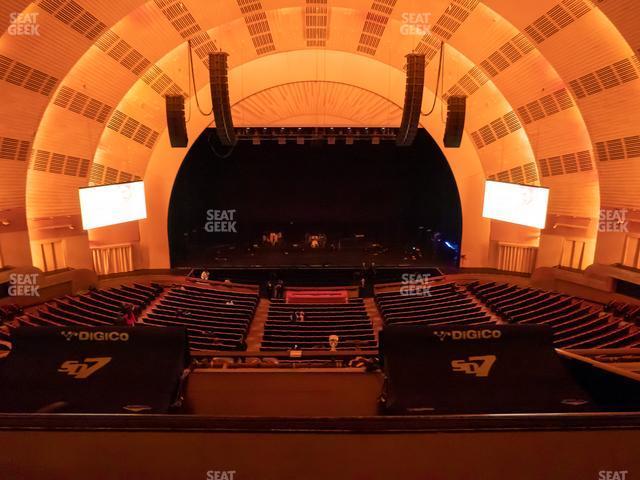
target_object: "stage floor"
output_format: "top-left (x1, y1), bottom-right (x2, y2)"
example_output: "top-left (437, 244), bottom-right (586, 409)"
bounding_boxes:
top-left (173, 244), bottom-right (457, 269)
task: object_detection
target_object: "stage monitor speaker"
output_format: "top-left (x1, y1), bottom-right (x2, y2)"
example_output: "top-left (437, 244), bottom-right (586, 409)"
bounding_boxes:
top-left (380, 324), bottom-right (592, 414)
top-left (443, 96), bottom-right (466, 148)
top-left (0, 326), bottom-right (190, 413)
top-left (396, 53), bottom-right (426, 147)
top-left (166, 95), bottom-right (189, 148)
top-left (209, 52), bottom-right (236, 146)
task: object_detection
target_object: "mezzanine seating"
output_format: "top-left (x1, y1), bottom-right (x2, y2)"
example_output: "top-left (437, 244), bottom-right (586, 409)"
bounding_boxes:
top-left (22, 283), bottom-right (162, 329)
top-left (470, 282), bottom-right (640, 349)
top-left (261, 298), bottom-right (377, 351)
top-left (143, 284), bottom-right (258, 351)
top-left (375, 282), bottom-right (494, 327)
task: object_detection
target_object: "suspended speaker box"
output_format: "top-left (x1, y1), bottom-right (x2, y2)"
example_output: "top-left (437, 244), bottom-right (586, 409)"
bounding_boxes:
top-left (380, 324), bottom-right (592, 414)
top-left (166, 95), bottom-right (188, 148)
top-left (0, 326), bottom-right (190, 413)
top-left (397, 53), bottom-right (426, 147)
top-left (443, 96), bottom-right (466, 148)
top-left (209, 52), bottom-right (236, 146)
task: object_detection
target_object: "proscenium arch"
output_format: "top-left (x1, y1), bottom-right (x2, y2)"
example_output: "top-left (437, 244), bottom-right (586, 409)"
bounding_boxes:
top-left (26, 29), bottom-right (527, 270)
top-left (138, 51), bottom-right (490, 269)
top-left (167, 115), bottom-right (464, 268)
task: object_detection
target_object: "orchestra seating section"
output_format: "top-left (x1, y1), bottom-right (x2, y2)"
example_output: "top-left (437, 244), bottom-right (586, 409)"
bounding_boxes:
top-left (143, 284), bottom-right (259, 351)
top-left (261, 298), bottom-right (377, 351)
top-left (603, 301), bottom-right (640, 325)
top-left (375, 282), bottom-right (494, 327)
top-left (23, 283), bottom-right (162, 328)
top-left (1, 277), bottom-right (639, 355)
top-left (469, 282), bottom-right (640, 349)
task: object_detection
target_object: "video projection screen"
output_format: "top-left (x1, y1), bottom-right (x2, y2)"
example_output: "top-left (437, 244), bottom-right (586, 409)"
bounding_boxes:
top-left (482, 180), bottom-right (549, 229)
top-left (79, 181), bottom-right (147, 230)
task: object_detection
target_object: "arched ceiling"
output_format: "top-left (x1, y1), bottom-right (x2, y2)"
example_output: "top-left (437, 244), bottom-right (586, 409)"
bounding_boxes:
top-left (0, 0), bottom-right (638, 260)
top-left (231, 81), bottom-right (403, 125)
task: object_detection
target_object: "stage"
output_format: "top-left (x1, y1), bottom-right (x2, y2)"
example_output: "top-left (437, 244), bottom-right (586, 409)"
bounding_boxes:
top-left (172, 240), bottom-right (459, 271)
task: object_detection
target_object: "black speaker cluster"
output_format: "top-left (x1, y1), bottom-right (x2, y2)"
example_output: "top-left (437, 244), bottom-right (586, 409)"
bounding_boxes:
top-left (397, 54), bottom-right (426, 147)
top-left (208, 52), bottom-right (236, 146)
top-left (444, 96), bottom-right (466, 148)
top-left (165, 95), bottom-right (188, 148)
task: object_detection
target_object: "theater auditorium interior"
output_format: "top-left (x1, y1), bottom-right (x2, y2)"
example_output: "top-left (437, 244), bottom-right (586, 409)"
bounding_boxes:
top-left (1, 0), bottom-right (640, 478)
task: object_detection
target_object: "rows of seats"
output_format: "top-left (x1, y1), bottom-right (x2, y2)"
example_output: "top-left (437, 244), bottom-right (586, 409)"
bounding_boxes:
top-left (261, 298), bottom-right (377, 351)
top-left (603, 301), bottom-right (640, 325)
top-left (22, 283), bottom-right (162, 328)
top-left (143, 283), bottom-right (258, 351)
top-left (375, 282), bottom-right (494, 327)
top-left (0, 304), bottom-right (24, 356)
top-left (0, 328), bottom-right (10, 356)
top-left (470, 282), bottom-right (640, 349)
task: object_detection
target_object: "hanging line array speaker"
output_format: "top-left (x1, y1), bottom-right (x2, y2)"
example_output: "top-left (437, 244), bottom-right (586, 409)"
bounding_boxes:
top-left (209, 52), bottom-right (236, 146)
top-left (165, 95), bottom-right (188, 148)
top-left (397, 53), bottom-right (426, 147)
top-left (443, 96), bottom-right (466, 148)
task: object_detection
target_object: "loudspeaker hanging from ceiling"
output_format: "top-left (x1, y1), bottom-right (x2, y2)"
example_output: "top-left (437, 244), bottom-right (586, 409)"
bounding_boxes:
top-left (397, 53), bottom-right (426, 147)
top-left (208, 52), bottom-right (236, 146)
top-left (443, 96), bottom-right (466, 148)
top-left (165, 95), bottom-right (188, 148)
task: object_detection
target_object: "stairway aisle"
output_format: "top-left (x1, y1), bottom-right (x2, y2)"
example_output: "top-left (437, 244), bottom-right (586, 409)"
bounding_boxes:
top-left (463, 284), bottom-right (504, 325)
top-left (138, 284), bottom-right (176, 324)
top-left (246, 298), bottom-right (270, 351)
top-left (365, 297), bottom-right (384, 342)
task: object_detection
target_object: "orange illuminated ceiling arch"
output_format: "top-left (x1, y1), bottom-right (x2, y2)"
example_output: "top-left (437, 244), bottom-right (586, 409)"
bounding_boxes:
top-left (23, 2), bottom-right (595, 243)
top-left (26, 2), bottom-right (549, 219)
top-left (1, 0), bottom-right (636, 269)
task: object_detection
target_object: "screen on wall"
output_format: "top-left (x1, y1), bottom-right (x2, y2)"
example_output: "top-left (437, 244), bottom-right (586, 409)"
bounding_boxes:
top-left (482, 180), bottom-right (549, 229)
top-left (79, 181), bottom-right (147, 230)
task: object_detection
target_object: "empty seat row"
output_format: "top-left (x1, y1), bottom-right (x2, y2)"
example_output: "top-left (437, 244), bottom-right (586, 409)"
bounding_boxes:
top-left (375, 283), bottom-right (494, 327)
top-left (261, 298), bottom-right (377, 351)
top-left (470, 282), bottom-right (640, 349)
top-left (143, 285), bottom-right (259, 351)
top-left (0, 284), bottom-right (164, 356)
top-left (21, 284), bottom-right (164, 330)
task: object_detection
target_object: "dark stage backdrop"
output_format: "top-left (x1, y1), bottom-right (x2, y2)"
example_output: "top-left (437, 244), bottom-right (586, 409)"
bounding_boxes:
top-left (168, 129), bottom-right (462, 267)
